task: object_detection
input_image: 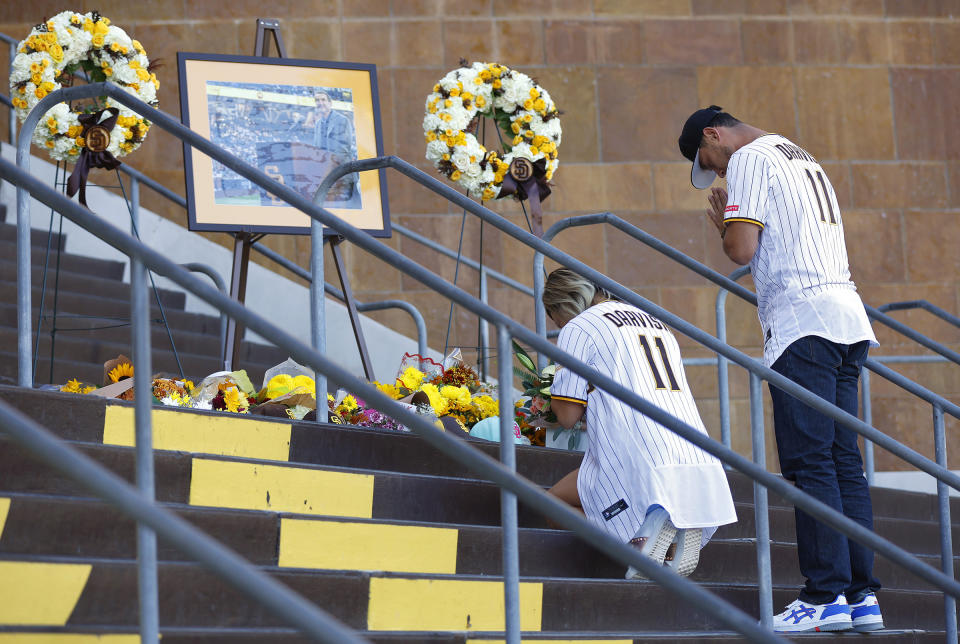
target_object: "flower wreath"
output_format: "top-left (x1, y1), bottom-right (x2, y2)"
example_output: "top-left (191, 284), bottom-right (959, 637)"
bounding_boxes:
top-left (423, 62), bottom-right (561, 203)
top-left (9, 11), bottom-right (158, 164)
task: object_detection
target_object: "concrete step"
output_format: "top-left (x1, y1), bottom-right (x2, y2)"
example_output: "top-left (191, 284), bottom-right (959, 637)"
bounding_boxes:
top-left (0, 238), bottom-right (125, 281)
top-left (0, 554), bottom-right (949, 633)
top-left (0, 259), bottom-right (188, 310)
top-left (0, 220), bottom-right (66, 251)
top-left (0, 328), bottom-right (287, 383)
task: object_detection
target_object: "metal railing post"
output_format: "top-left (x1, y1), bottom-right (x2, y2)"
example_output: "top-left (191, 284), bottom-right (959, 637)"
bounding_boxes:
top-left (933, 404), bottom-right (958, 644)
top-left (497, 325), bottom-right (521, 644)
top-left (715, 266), bottom-right (750, 450)
top-left (7, 39), bottom-right (15, 146)
top-left (861, 368), bottom-right (874, 485)
top-left (310, 221), bottom-right (327, 421)
top-left (130, 246), bottom-right (159, 643)
top-left (15, 130), bottom-right (31, 387)
top-left (749, 372), bottom-right (773, 628)
top-left (533, 253), bottom-right (547, 370)
top-left (480, 267), bottom-right (490, 379)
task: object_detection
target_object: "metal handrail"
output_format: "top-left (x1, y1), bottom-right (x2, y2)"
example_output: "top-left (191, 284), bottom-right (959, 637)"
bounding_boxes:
top-left (250, 240), bottom-right (428, 359)
top-left (878, 299), bottom-right (960, 329)
top-left (3, 151), bottom-right (790, 643)
top-left (12, 84), bottom-right (960, 640)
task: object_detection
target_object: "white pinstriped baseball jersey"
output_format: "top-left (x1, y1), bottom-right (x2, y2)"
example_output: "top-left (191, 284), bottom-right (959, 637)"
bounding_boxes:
top-left (723, 134), bottom-right (877, 366)
top-left (550, 300), bottom-right (736, 544)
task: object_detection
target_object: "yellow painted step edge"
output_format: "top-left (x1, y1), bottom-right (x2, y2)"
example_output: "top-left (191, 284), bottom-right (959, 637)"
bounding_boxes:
top-left (0, 636), bottom-right (141, 643)
top-left (368, 577), bottom-right (543, 632)
top-left (190, 458), bottom-right (374, 517)
top-left (103, 406), bottom-right (291, 461)
top-left (0, 497), bottom-right (9, 540)
top-left (0, 561), bottom-right (92, 626)
top-left (468, 640), bottom-right (633, 644)
top-left (279, 518), bottom-right (458, 574)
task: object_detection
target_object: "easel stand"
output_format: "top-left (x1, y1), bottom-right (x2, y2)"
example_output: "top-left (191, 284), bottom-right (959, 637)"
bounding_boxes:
top-left (220, 19), bottom-right (374, 381)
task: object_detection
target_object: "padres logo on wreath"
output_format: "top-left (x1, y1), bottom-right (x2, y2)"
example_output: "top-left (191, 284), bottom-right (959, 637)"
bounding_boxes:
top-left (85, 125), bottom-right (111, 152)
top-left (509, 158), bottom-right (534, 182)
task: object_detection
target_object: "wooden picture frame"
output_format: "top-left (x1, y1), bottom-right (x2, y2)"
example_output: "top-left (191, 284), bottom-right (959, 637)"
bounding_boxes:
top-left (177, 52), bottom-right (390, 237)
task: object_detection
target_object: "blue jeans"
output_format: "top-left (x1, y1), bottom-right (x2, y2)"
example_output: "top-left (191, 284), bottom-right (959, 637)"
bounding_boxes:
top-left (769, 336), bottom-right (880, 604)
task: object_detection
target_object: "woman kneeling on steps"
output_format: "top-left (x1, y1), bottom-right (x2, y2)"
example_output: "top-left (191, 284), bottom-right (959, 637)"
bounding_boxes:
top-left (542, 268), bottom-right (737, 579)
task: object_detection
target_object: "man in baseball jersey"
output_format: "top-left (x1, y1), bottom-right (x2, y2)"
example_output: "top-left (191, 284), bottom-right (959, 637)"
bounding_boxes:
top-left (678, 106), bottom-right (882, 633)
top-left (542, 268), bottom-right (736, 579)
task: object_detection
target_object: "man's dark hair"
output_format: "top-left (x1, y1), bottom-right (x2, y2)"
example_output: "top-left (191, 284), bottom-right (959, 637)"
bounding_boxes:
top-left (706, 111), bottom-right (740, 130)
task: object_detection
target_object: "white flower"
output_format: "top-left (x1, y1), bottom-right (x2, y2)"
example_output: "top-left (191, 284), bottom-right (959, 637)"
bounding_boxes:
top-left (425, 62), bottom-right (560, 198)
top-left (9, 11), bottom-right (156, 162)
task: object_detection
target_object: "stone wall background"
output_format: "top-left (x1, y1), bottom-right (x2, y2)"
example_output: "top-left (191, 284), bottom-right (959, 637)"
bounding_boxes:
top-left (3, 0), bottom-right (959, 470)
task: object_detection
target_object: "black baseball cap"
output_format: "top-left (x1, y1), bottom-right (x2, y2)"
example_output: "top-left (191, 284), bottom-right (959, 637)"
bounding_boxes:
top-left (679, 105), bottom-right (723, 189)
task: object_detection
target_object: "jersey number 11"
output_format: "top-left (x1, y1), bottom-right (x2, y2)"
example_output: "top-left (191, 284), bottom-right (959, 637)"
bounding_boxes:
top-left (638, 335), bottom-right (681, 392)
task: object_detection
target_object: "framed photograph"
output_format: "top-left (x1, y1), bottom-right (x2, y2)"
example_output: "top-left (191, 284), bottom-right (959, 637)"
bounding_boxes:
top-left (177, 52), bottom-right (390, 237)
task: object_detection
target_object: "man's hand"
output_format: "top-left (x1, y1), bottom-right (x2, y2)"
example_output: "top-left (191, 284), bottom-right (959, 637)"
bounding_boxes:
top-left (706, 187), bottom-right (728, 236)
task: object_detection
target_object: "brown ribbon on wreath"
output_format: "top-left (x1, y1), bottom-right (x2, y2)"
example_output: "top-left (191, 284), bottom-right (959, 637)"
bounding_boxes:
top-left (498, 157), bottom-right (552, 237)
top-left (67, 107), bottom-right (122, 207)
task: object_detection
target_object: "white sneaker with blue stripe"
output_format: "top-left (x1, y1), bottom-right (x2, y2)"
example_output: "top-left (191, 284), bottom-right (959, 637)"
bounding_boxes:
top-left (849, 593), bottom-right (884, 632)
top-left (772, 595), bottom-right (853, 633)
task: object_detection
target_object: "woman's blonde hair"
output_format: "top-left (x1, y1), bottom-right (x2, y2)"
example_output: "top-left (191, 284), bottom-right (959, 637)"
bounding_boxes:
top-left (542, 268), bottom-right (607, 323)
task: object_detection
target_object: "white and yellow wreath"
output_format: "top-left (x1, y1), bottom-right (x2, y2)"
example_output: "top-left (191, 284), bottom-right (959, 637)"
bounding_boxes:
top-left (9, 10), bottom-right (158, 162)
top-left (423, 62), bottom-right (561, 201)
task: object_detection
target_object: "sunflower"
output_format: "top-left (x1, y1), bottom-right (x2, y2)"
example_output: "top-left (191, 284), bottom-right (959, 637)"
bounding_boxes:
top-left (107, 362), bottom-right (134, 383)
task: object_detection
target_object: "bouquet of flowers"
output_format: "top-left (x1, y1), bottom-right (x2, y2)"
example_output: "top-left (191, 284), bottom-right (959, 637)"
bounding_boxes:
top-left (512, 341), bottom-right (584, 449)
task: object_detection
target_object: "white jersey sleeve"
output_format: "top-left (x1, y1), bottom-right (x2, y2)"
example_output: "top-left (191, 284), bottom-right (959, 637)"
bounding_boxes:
top-left (724, 150), bottom-right (770, 229)
top-left (550, 321), bottom-right (596, 406)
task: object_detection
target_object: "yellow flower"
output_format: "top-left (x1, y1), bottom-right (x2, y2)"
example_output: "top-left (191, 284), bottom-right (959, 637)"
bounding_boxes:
top-left (136, 68), bottom-right (150, 81)
top-left (374, 381), bottom-right (401, 399)
top-left (133, 39), bottom-right (145, 54)
top-left (449, 87), bottom-right (460, 97)
top-left (523, 99), bottom-right (534, 111)
top-left (108, 362), bottom-right (134, 383)
top-left (476, 96), bottom-right (486, 107)
top-left (92, 34), bottom-right (105, 48)
top-left (339, 395), bottom-right (359, 412)
top-left (30, 62), bottom-right (41, 73)
top-left (397, 367), bottom-right (425, 391)
top-left (492, 79), bottom-right (502, 89)
top-left (529, 146), bottom-right (539, 156)
top-left (223, 386), bottom-right (246, 413)
top-left (292, 375), bottom-right (316, 395)
top-left (440, 385), bottom-right (471, 406)
top-left (529, 88), bottom-right (540, 99)
top-left (510, 122), bottom-right (520, 134)
top-left (534, 98), bottom-right (546, 112)
top-left (75, 136), bottom-right (86, 147)
top-left (49, 44), bottom-right (64, 62)
top-left (31, 73), bottom-right (42, 85)
top-left (266, 374), bottom-right (295, 399)
top-left (45, 140), bottom-right (54, 148)
top-left (94, 20), bottom-right (109, 36)
top-left (450, 170), bottom-right (462, 181)
top-left (482, 188), bottom-right (496, 200)
top-left (61, 379), bottom-right (83, 393)
top-left (81, 385), bottom-right (97, 394)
